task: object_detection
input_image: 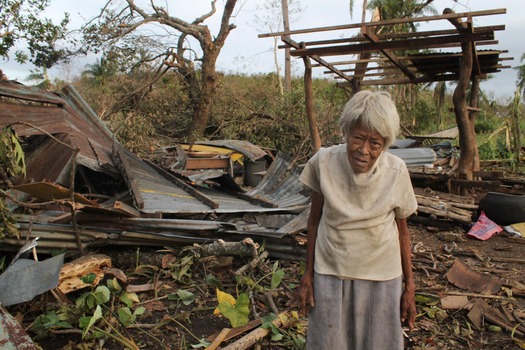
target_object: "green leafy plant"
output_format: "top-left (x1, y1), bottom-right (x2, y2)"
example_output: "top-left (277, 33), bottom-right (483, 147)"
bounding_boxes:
top-left (214, 288), bottom-right (250, 327)
top-left (0, 127), bottom-right (26, 239)
top-left (168, 288), bottom-right (196, 306)
top-left (170, 253), bottom-right (195, 283)
top-left (31, 310), bottom-right (73, 338)
top-left (262, 312), bottom-right (306, 349)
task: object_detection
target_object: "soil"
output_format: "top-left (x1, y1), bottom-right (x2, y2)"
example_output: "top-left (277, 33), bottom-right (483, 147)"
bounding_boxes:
top-left (5, 222), bottom-right (525, 350)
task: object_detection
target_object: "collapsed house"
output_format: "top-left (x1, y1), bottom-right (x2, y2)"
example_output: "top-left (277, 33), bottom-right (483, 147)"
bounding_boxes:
top-left (0, 80), bottom-right (311, 260)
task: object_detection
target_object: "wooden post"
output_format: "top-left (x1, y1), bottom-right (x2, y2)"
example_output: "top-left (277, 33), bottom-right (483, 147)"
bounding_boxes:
top-left (445, 8), bottom-right (478, 194)
top-left (301, 42), bottom-right (322, 153)
top-left (281, 0), bottom-right (292, 92)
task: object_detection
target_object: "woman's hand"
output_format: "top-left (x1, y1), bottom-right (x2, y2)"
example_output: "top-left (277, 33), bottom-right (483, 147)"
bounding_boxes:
top-left (401, 284), bottom-right (416, 330)
top-left (298, 273), bottom-right (315, 316)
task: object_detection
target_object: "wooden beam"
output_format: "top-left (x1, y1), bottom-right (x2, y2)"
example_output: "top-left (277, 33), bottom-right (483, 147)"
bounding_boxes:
top-left (279, 25), bottom-right (505, 49)
top-left (290, 32), bottom-right (494, 57)
top-left (259, 8), bottom-right (506, 38)
top-left (314, 49), bottom-right (509, 69)
top-left (362, 28), bottom-right (416, 80)
top-left (337, 73), bottom-right (483, 86)
top-left (282, 37), bottom-right (353, 82)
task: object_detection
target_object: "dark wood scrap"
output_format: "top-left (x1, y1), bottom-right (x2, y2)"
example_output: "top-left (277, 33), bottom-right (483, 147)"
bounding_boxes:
top-left (468, 299), bottom-right (525, 337)
top-left (408, 215), bottom-right (454, 230)
top-left (450, 178), bottom-right (502, 190)
top-left (445, 259), bottom-right (504, 295)
top-left (416, 194), bottom-right (476, 215)
top-left (472, 170), bottom-right (505, 179)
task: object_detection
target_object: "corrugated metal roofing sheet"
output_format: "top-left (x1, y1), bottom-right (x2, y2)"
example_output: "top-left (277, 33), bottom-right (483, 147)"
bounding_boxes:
top-left (246, 152), bottom-right (310, 209)
top-left (388, 148), bottom-right (437, 167)
top-left (194, 140), bottom-right (269, 162)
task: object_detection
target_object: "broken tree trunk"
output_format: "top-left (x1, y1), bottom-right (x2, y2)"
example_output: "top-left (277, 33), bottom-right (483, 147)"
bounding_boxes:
top-left (198, 239), bottom-right (258, 258)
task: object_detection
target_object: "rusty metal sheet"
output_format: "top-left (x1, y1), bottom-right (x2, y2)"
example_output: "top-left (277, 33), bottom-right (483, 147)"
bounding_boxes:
top-left (13, 134), bottom-right (74, 186)
top-left (0, 81), bottom-right (118, 174)
top-left (59, 85), bottom-right (115, 140)
top-left (0, 79), bottom-right (64, 104)
top-left (0, 306), bottom-right (38, 349)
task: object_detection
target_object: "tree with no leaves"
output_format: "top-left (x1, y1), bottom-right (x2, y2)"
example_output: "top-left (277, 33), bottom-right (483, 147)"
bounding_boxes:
top-left (80, 0), bottom-right (238, 141)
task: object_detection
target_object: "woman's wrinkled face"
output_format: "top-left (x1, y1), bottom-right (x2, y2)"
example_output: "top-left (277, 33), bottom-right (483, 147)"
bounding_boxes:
top-left (346, 123), bottom-right (386, 173)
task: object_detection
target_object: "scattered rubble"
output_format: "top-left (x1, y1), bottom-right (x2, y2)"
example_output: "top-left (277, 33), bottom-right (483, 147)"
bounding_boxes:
top-left (1, 80), bottom-right (525, 349)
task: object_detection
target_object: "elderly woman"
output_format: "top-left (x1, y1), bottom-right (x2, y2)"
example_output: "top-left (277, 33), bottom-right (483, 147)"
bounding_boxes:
top-left (298, 90), bottom-right (418, 350)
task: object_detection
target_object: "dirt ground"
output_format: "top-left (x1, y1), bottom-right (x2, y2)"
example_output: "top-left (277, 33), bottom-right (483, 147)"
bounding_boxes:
top-left (6, 220), bottom-right (525, 350)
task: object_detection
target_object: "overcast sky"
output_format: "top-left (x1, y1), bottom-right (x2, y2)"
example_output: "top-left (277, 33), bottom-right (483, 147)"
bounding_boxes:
top-left (2, 0), bottom-right (523, 101)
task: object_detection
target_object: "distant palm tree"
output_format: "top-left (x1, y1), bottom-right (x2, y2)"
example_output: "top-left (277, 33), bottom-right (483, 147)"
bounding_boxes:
top-left (515, 53), bottom-right (525, 98)
top-left (82, 58), bottom-right (117, 86)
top-left (367, 0), bottom-right (437, 33)
top-left (433, 81), bottom-right (446, 129)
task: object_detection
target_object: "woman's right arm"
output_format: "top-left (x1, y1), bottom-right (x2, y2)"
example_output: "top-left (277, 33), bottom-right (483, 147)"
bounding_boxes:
top-left (299, 190), bottom-right (324, 315)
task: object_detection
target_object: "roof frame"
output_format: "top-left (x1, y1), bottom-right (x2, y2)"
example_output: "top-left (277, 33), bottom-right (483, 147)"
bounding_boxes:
top-left (259, 8), bottom-right (511, 87)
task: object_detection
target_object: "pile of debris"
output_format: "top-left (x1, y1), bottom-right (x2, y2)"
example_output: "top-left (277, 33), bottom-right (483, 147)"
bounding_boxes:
top-left (0, 80), bottom-right (311, 261)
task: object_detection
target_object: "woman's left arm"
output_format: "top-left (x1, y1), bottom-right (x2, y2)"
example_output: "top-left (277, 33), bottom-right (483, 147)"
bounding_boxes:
top-left (396, 218), bottom-right (416, 330)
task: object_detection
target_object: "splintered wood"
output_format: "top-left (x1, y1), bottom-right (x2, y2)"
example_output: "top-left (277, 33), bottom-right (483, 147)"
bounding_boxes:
top-left (57, 254), bottom-right (111, 294)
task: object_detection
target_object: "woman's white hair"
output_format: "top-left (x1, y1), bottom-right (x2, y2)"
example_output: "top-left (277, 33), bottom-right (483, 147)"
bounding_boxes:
top-left (338, 90), bottom-right (400, 148)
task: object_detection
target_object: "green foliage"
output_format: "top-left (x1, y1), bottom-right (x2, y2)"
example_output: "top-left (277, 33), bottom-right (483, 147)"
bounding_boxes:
top-left (167, 289), bottom-right (196, 306)
top-left (0, 127), bottom-right (26, 177)
top-left (215, 288), bottom-right (250, 328)
top-left (0, 127), bottom-right (26, 239)
top-left (170, 253), bottom-right (195, 283)
top-left (30, 275), bottom-right (145, 347)
top-left (261, 312), bottom-right (306, 349)
top-left (117, 306), bottom-right (146, 327)
top-left (209, 74), bottom-right (346, 160)
top-left (271, 261), bottom-right (285, 290)
top-left (0, 0), bottom-right (70, 68)
top-left (31, 310), bottom-right (73, 338)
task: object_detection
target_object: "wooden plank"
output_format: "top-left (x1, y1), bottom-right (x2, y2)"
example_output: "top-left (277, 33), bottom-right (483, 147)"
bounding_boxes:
top-left (184, 157), bottom-right (230, 170)
top-left (315, 49), bottom-right (505, 69)
top-left (362, 29), bottom-right (416, 81)
top-left (294, 25), bottom-right (505, 49)
top-left (259, 8), bottom-right (506, 38)
top-left (290, 32), bottom-right (494, 57)
top-left (281, 37), bottom-right (353, 82)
